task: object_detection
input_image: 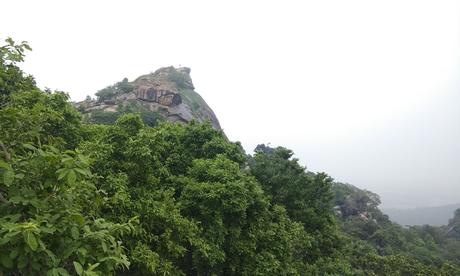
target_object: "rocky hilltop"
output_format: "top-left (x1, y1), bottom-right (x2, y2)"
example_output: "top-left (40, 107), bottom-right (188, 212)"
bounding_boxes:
top-left (76, 66), bottom-right (221, 129)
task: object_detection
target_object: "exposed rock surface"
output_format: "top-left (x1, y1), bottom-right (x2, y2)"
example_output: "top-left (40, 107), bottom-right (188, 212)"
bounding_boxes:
top-left (75, 66), bottom-right (222, 130)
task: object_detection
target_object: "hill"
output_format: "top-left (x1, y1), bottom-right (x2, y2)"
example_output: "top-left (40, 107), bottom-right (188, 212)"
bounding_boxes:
top-left (75, 66), bottom-right (221, 129)
top-left (383, 204), bottom-right (460, 226)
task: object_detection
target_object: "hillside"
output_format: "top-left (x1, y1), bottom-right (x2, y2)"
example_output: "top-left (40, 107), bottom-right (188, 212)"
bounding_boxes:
top-left (383, 204), bottom-right (460, 226)
top-left (75, 66), bottom-right (221, 130)
top-left (331, 181), bottom-right (460, 269)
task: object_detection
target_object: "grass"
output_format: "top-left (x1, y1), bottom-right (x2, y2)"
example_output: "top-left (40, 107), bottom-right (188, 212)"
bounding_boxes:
top-left (179, 89), bottom-right (207, 113)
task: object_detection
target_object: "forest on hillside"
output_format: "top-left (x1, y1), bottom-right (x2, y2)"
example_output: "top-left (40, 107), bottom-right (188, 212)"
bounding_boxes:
top-left (1, 38), bottom-right (460, 275)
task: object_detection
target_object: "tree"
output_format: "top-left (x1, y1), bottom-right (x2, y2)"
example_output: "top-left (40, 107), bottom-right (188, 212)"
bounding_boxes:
top-left (249, 145), bottom-right (340, 262)
top-left (0, 90), bottom-right (133, 275)
top-left (79, 118), bottom-right (311, 274)
top-left (0, 37), bottom-right (36, 106)
top-left (94, 78), bottom-right (133, 102)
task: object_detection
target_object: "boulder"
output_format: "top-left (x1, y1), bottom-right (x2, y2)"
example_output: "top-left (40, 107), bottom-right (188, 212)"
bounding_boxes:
top-left (77, 66), bottom-right (222, 130)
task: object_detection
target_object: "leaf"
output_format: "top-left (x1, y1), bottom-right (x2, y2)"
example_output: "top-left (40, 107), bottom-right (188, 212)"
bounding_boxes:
top-left (47, 146), bottom-right (59, 154)
top-left (37, 149), bottom-right (46, 157)
top-left (0, 253), bottom-right (13, 268)
top-left (38, 238), bottom-right (47, 250)
top-left (71, 226), bottom-right (79, 239)
top-left (74, 168), bottom-right (89, 177)
top-left (46, 268), bottom-right (60, 276)
top-left (45, 249), bottom-right (58, 266)
top-left (57, 268), bottom-right (70, 276)
top-left (67, 170), bottom-right (76, 185)
top-left (61, 157), bottom-right (73, 164)
top-left (57, 267), bottom-right (70, 276)
top-left (46, 268), bottom-right (59, 276)
top-left (23, 143), bottom-right (37, 151)
top-left (70, 214), bottom-right (85, 226)
top-left (57, 169), bottom-right (69, 181)
top-left (9, 248), bottom-right (19, 259)
top-left (87, 262), bottom-right (100, 271)
top-left (0, 236), bottom-right (11, 246)
top-left (101, 241), bottom-right (107, 252)
top-left (73, 261), bottom-right (83, 276)
top-left (46, 268), bottom-right (70, 276)
top-left (62, 246), bottom-right (75, 259)
top-left (9, 195), bottom-right (25, 204)
top-left (23, 231), bottom-right (38, 251)
top-left (3, 170), bottom-right (14, 186)
top-left (0, 160), bottom-right (12, 170)
top-left (17, 254), bottom-right (27, 269)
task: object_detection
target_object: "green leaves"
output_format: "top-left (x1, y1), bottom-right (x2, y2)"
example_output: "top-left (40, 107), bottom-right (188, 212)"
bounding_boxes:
top-left (0, 252), bottom-right (13, 268)
top-left (67, 169), bottom-right (77, 185)
top-left (46, 267), bottom-right (70, 276)
top-left (250, 145), bottom-right (335, 233)
top-left (54, 152), bottom-right (91, 185)
top-left (0, 140), bottom-right (130, 274)
top-left (71, 226), bottom-right (79, 239)
top-left (22, 143), bottom-right (37, 151)
top-left (2, 168), bottom-right (14, 186)
top-left (0, 159), bottom-right (14, 187)
top-left (23, 230), bottom-right (38, 251)
top-left (1, 38), bottom-right (37, 106)
top-left (70, 214), bottom-right (85, 226)
top-left (73, 261), bottom-right (83, 275)
top-left (1, 37), bottom-right (31, 65)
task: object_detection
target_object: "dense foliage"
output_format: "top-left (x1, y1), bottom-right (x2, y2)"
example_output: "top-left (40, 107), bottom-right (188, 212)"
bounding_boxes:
top-left (94, 78), bottom-right (134, 102)
top-left (332, 182), bottom-right (460, 274)
top-left (82, 101), bottom-right (163, 128)
top-left (0, 38), bottom-right (35, 106)
top-left (1, 38), bottom-right (459, 275)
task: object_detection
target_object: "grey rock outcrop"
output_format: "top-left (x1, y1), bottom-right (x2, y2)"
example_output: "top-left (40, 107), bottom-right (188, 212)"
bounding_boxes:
top-left (76, 66), bottom-right (221, 130)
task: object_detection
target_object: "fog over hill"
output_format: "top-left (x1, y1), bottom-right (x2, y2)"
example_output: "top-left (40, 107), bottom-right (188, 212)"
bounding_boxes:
top-left (383, 203), bottom-right (460, 226)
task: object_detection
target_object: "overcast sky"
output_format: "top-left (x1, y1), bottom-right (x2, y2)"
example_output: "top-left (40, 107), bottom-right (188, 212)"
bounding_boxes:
top-left (2, 0), bottom-right (460, 208)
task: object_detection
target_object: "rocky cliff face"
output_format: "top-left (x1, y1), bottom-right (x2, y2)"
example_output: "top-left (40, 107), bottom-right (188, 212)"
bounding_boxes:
top-left (76, 66), bottom-right (221, 130)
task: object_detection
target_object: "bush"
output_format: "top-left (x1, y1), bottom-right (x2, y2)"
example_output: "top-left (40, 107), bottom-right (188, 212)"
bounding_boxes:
top-left (87, 110), bottom-right (120, 125)
top-left (95, 78), bottom-right (134, 102)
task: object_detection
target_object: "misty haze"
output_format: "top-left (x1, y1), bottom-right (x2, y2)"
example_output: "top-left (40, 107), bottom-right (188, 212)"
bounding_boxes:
top-left (1, 0), bottom-right (459, 275)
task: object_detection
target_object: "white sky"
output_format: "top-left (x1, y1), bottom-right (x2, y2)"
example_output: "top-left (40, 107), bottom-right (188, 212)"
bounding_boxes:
top-left (2, 0), bottom-right (460, 208)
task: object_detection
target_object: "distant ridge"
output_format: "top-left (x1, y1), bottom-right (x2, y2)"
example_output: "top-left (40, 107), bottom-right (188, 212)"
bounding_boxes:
top-left (383, 203), bottom-right (460, 226)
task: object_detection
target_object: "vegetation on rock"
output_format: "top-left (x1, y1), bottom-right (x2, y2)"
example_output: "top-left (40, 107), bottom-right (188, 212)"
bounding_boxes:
top-left (94, 78), bottom-right (134, 102)
top-left (78, 66), bottom-right (221, 130)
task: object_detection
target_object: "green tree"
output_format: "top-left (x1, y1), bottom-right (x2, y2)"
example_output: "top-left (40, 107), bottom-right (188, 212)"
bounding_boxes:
top-left (0, 37), bottom-right (36, 106)
top-left (249, 145), bottom-right (339, 262)
top-left (0, 91), bottom-right (134, 275)
top-left (0, 39), bottom-right (134, 275)
top-left (79, 118), bottom-right (315, 275)
top-left (94, 78), bottom-right (133, 102)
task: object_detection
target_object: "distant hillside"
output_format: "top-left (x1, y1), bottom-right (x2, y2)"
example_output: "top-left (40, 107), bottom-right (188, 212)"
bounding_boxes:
top-left (383, 204), bottom-right (460, 226)
top-left (75, 66), bottom-right (222, 130)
